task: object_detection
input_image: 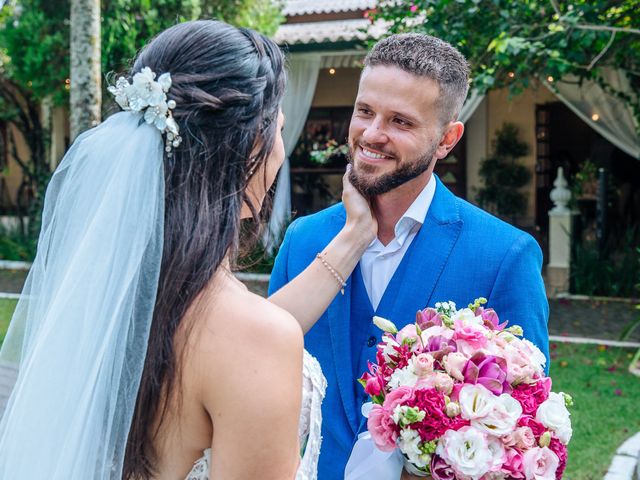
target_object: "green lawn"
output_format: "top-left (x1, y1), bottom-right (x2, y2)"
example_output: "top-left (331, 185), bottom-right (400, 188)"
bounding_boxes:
top-left (0, 300), bottom-right (637, 479)
top-left (550, 341), bottom-right (640, 479)
top-left (0, 298), bottom-right (17, 345)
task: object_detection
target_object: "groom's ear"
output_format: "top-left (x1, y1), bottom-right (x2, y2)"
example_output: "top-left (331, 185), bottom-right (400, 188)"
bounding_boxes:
top-left (434, 121), bottom-right (464, 160)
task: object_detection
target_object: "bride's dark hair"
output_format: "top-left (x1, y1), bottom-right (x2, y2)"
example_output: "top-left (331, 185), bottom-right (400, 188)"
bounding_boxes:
top-left (122, 20), bottom-right (286, 478)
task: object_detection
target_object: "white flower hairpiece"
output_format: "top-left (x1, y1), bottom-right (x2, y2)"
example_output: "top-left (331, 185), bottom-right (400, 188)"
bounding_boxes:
top-left (108, 67), bottom-right (182, 155)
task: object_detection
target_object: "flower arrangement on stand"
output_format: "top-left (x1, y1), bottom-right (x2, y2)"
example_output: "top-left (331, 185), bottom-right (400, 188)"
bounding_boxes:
top-left (309, 139), bottom-right (349, 166)
top-left (360, 298), bottom-right (572, 479)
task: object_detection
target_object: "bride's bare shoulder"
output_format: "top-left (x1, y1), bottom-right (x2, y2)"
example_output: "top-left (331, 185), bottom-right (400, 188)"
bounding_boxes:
top-left (190, 278), bottom-right (303, 360)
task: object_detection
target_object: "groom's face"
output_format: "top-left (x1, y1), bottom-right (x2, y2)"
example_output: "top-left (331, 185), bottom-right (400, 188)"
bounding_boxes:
top-left (348, 65), bottom-right (445, 196)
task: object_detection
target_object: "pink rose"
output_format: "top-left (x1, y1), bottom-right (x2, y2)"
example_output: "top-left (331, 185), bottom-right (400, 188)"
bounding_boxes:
top-left (522, 447), bottom-right (560, 480)
top-left (512, 378), bottom-right (552, 415)
top-left (397, 324), bottom-right (422, 350)
top-left (501, 432), bottom-right (517, 447)
top-left (367, 405), bottom-right (398, 452)
top-left (382, 385), bottom-right (414, 410)
top-left (416, 372), bottom-right (454, 395)
top-left (501, 448), bottom-right (525, 478)
top-left (414, 353), bottom-right (435, 377)
top-left (416, 307), bottom-right (442, 329)
top-left (549, 437), bottom-right (568, 479)
top-left (442, 352), bottom-right (467, 382)
top-left (454, 320), bottom-right (488, 349)
top-left (514, 426), bottom-right (536, 449)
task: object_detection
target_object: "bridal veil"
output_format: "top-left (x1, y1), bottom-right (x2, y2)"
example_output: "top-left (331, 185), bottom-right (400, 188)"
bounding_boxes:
top-left (0, 111), bottom-right (165, 479)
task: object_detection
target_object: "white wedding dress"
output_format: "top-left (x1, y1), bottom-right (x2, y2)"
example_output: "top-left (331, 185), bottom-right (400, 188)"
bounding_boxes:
top-left (185, 350), bottom-right (327, 480)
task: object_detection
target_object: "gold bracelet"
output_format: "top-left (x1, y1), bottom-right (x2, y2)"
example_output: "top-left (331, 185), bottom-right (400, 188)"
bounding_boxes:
top-left (316, 253), bottom-right (347, 295)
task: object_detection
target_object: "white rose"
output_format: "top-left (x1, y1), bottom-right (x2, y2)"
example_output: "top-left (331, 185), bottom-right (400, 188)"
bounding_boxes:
top-left (536, 392), bottom-right (572, 443)
top-left (436, 426), bottom-right (493, 479)
top-left (459, 384), bottom-right (496, 420)
top-left (474, 394), bottom-right (523, 437)
top-left (388, 365), bottom-right (418, 389)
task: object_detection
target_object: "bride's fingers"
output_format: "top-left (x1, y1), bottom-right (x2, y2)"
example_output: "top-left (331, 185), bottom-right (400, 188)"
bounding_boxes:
top-left (342, 164), bottom-right (377, 237)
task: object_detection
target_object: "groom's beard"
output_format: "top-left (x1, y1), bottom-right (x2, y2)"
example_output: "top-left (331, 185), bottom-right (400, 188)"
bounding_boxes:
top-left (347, 140), bottom-right (437, 197)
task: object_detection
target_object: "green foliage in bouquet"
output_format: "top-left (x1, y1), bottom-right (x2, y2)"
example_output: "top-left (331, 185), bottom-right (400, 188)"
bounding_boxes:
top-left (475, 123), bottom-right (531, 223)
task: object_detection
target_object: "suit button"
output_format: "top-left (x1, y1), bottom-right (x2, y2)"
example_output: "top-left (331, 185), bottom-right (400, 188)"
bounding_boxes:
top-left (367, 336), bottom-right (377, 347)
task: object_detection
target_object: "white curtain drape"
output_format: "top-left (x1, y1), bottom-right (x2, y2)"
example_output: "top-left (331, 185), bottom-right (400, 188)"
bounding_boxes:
top-left (264, 54), bottom-right (321, 251)
top-left (544, 69), bottom-right (639, 159)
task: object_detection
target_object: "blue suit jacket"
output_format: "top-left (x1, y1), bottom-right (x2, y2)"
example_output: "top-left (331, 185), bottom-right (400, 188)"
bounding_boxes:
top-left (269, 177), bottom-right (549, 480)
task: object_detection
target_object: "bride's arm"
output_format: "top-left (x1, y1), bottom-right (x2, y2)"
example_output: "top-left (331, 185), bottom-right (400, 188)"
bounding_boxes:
top-left (268, 168), bottom-right (376, 333)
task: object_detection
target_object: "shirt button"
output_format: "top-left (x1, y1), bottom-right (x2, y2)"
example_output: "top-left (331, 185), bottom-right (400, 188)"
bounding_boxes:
top-left (367, 336), bottom-right (377, 347)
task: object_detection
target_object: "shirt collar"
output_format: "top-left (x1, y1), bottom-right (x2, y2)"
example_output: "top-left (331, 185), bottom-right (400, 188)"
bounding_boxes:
top-left (366, 175), bottom-right (437, 252)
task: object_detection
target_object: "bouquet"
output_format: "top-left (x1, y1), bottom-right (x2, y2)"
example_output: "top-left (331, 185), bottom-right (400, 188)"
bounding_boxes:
top-left (358, 298), bottom-right (572, 480)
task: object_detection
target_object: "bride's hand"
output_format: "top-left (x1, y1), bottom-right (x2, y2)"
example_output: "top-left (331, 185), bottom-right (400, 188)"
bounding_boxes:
top-left (342, 165), bottom-right (377, 244)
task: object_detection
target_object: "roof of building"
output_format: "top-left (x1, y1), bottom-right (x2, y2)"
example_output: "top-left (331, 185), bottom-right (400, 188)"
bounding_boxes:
top-left (282, 0), bottom-right (376, 16)
top-left (274, 18), bottom-right (386, 45)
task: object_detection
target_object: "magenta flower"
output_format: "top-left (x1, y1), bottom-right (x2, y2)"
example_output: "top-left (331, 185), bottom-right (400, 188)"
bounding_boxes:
top-left (462, 353), bottom-right (511, 395)
top-left (361, 372), bottom-right (385, 396)
top-left (477, 307), bottom-right (509, 331)
top-left (416, 307), bottom-right (442, 329)
top-left (430, 454), bottom-right (455, 480)
top-left (511, 377), bottom-right (551, 415)
top-left (426, 335), bottom-right (457, 361)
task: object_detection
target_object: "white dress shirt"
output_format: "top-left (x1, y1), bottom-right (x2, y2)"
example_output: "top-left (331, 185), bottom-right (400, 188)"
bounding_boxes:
top-left (360, 176), bottom-right (436, 310)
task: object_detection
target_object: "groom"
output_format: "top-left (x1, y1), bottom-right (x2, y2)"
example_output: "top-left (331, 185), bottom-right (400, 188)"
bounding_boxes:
top-left (269, 33), bottom-right (549, 479)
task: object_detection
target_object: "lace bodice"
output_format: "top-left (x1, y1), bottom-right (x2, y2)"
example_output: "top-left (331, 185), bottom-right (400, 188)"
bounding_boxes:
top-left (185, 350), bottom-right (327, 480)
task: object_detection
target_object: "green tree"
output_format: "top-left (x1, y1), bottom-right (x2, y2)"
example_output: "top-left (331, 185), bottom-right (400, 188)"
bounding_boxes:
top-left (0, 0), bottom-right (283, 246)
top-left (369, 0), bottom-right (640, 128)
top-left (1, 0), bottom-right (284, 105)
top-left (475, 123), bottom-right (531, 223)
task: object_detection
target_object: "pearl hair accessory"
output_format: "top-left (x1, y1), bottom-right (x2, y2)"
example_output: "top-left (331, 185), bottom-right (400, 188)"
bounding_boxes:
top-left (108, 67), bottom-right (182, 156)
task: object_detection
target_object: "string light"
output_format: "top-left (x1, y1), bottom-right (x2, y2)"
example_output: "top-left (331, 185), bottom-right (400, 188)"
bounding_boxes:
top-left (591, 113), bottom-right (600, 121)
top-left (329, 68), bottom-right (336, 75)
top-left (547, 76), bottom-right (554, 82)
top-left (508, 72), bottom-right (515, 78)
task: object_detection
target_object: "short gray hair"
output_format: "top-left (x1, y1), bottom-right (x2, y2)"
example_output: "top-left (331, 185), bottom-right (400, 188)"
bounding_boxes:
top-left (364, 33), bottom-right (470, 123)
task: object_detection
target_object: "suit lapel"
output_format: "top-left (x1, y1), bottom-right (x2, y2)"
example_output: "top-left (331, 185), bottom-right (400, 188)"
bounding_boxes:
top-left (378, 177), bottom-right (463, 322)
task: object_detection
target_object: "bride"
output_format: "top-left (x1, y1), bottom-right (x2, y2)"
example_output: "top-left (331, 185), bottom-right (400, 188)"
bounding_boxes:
top-left (0, 20), bottom-right (375, 479)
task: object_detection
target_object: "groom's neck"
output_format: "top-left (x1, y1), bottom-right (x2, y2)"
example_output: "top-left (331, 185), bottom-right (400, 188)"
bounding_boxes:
top-left (372, 173), bottom-right (430, 246)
